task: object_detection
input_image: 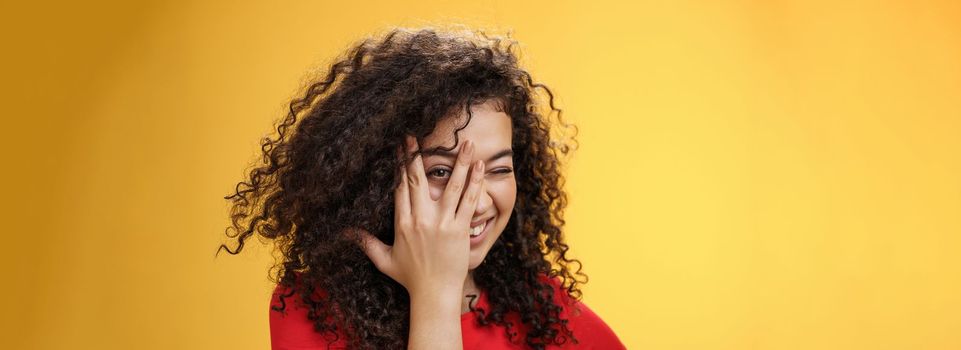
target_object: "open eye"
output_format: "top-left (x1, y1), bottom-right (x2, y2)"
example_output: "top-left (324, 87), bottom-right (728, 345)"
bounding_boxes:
top-left (427, 167), bottom-right (452, 180)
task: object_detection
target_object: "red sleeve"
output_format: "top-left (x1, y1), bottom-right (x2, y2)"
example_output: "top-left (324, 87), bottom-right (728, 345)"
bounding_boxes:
top-left (548, 277), bottom-right (627, 350)
top-left (269, 283), bottom-right (348, 350)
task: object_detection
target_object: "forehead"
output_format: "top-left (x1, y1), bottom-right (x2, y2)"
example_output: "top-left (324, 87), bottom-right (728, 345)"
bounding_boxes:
top-left (421, 101), bottom-right (512, 151)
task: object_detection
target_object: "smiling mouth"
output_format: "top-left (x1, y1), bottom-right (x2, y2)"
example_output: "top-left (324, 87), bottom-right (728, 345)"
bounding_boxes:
top-left (469, 218), bottom-right (492, 238)
top-left (469, 221), bottom-right (486, 238)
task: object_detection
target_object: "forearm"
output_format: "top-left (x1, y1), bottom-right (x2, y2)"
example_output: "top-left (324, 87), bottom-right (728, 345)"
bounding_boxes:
top-left (408, 289), bottom-right (463, 350)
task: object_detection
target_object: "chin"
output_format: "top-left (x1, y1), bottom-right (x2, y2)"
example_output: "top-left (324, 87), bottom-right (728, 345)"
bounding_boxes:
top-left (468, 230), bottom-right (502, 270)
top-left (468, 210), bottom-right (512, 269)
top-left (468, 249), bottom-right (489, 270)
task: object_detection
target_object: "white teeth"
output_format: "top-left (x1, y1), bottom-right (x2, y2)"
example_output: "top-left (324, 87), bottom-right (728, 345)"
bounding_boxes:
top-left (469, 220), bottom-right (487, 237)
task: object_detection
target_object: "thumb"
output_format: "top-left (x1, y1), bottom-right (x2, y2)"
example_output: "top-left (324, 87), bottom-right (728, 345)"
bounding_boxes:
top-left (354, 228), bottom-right (394, 276)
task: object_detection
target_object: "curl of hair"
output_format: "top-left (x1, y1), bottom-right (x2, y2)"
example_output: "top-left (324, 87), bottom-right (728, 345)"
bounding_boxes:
top-left (219, 27), bottom-right (584, 350)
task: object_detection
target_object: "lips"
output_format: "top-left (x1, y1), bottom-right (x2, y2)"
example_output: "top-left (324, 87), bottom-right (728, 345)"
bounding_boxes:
top-left (470, 217), bottom-right (492, 228)
top-left (469, 219), bottom-right (487, 237)
top-left (469, 217), bottom-right (493, 238)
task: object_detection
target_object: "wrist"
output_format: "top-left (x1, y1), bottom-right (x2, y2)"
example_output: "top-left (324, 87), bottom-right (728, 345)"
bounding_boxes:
top-left (407, 287), bottom-right (464, 350)
top-left (409, 285), bottom-right (463, 304)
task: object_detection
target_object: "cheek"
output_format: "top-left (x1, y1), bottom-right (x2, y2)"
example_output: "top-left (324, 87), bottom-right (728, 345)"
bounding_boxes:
top-left (490, 179), bottom-right (517, 215)
top-left (428, 178), bottom-right (517, 208)
top-left (428, 182), bottom-right (444, 201)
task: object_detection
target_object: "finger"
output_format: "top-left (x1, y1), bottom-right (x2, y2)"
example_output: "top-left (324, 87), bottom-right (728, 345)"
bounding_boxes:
top-left (356, 228), bottom-right (394, 277)
top-left (439, 140), bottom-right (474, 218)
top-left (455, 160), bottom-right (485, 225)
top-left (394, 146), bottom-right (411, 220)
top-left (404, 135), bottom-right (430, 209)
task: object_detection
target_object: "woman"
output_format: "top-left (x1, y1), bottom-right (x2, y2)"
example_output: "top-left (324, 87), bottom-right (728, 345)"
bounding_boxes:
top-left (221, 27), bottom-right (625, 349)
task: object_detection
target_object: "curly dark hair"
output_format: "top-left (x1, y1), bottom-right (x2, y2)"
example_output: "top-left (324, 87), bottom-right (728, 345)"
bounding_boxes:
top-left (219, 27), bottom-right (585, 350)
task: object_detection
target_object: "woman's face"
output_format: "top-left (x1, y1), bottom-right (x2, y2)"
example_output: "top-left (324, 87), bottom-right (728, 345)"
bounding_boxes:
top-left (418, 100), bottom-right (517, 270)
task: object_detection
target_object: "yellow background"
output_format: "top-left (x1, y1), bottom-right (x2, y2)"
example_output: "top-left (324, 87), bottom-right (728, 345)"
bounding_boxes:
top-left (2, 0), bottom-right (959, 349)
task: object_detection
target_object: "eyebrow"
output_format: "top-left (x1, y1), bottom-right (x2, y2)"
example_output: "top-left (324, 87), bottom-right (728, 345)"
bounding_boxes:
top-left (421, 147), bottom-right (514, 163)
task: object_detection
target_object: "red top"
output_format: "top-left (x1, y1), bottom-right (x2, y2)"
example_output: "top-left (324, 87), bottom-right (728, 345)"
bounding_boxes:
top-left (269, 277), bottom-right (625, 349)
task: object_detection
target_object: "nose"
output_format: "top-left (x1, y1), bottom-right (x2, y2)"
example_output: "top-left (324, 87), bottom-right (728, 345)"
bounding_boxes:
top-left (473, 182), bottom-right (494, 217)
